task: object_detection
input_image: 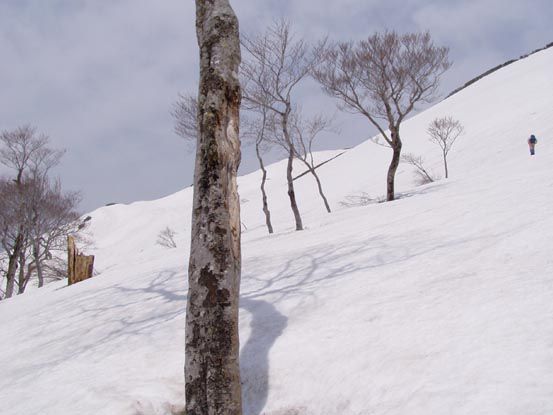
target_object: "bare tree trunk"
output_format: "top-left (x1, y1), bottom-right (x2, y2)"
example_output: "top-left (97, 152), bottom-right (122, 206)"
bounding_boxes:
top-left (4, 232), bottom-right (24, 298)
top-left (302, 163), bottom-right (331, 213)
top-left (255, 142), bottom-right (273, 234)
top-left (286, 147), bottom-right (303, 230)
top-left (282, 113), bottom-right (303, 231)
top-left (387, 130), bottom-right (402, 202)
top-left (443, 152), bottom-right (449, 179)
top-left (34, 241), bottom-right (44, 288)
top-left (17, 251), bottom-right (26, 294)
top-left (186, 1), bottom-right (243, 414)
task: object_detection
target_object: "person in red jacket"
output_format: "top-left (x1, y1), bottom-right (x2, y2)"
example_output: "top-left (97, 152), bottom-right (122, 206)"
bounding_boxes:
top-left (528, 134), bottom-right (538, 155)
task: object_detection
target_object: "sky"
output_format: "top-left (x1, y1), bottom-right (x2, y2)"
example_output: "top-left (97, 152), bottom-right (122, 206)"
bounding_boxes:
top-left (1, 0), bottom-right (552, 212)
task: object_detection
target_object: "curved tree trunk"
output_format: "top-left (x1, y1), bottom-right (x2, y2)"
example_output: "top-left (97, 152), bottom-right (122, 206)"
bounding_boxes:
top-left (282, 113), bottom-right (303, 231)
top-left (304, 164), bottom-right (331, 213)
top-left (186, 1), bottom-right (243, 414)
top-left (255, 142), bottom-right (273, 234)
top-left (443, 153), bottom-right (449, 179)
top-left (4, 232), bottom-right (24, 299)
top-left (387, 130), bottom-right (402, 202)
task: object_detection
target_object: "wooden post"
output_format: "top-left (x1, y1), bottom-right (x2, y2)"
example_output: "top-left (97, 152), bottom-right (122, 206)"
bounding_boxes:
top-left (67, 235), bottom-right (94, 285)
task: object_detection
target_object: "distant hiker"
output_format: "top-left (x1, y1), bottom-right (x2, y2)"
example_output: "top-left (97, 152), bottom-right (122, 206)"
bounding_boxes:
top-left (528, 134), bottom-right (538, 155)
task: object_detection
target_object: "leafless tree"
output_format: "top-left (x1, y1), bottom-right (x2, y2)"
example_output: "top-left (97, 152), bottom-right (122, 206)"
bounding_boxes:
top-left (242, 106), bottom-right (275, 233)
top-left (186, 1), bottom-right (243, 413)
top-left (427, 116), bottom-right (464, 178)
top-left (156, 226), bottom-right (177, 248)
top-left (23, 177), bottom-right (80, 291)
top-left (400, 153), bottom-right (438, 186)
top-left (0, 126), bottom-right (66, 298)
top-left (313, 31), bottom-right (451, 201)
top-left (172, 92), bottom-right (198, 143)
top-left (0, 178), bottom-right (80, 295)
top-left (242, 19), bottom-right (319, 230)
top-left (287, 110), bottom-right (334, 213)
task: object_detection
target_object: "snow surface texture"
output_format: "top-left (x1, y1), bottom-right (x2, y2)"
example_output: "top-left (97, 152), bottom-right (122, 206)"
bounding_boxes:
top-left (1, 47), bottom-right (553, 415)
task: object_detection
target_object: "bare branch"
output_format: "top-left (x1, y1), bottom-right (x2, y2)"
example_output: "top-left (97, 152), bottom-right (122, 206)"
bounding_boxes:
top-left (172, 93), bottom-right (198, 142)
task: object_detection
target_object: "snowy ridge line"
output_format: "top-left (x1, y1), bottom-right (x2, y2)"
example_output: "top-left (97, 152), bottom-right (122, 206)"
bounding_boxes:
top-left (446, 41), bottom-right (553, 98)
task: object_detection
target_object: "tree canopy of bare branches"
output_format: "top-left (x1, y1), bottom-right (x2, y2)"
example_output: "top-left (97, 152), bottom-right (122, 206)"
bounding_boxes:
top-left (313, 31), bottom-right (451, 201)
top-left (427, 116), bottom-right (464, 178)
top-left (242, 19), bottom-right (319, 230)
top-left (172, 92), bottom-right (198, 143)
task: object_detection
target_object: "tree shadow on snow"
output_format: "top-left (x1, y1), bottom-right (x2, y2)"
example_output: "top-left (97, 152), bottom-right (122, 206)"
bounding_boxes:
top-left (240, 298), bottom-right (288, 415)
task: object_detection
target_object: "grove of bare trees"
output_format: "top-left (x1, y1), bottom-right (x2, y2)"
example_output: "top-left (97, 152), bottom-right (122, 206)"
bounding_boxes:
top-left (0, 126), bottom-right (81, 300)
top-left (241, 19), bottom-right (320, 230)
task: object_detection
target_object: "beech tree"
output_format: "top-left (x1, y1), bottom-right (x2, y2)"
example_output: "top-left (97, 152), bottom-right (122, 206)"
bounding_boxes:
top-left (313, 31), bottom-right (451, 201)
top-left (0, 125), bottom-right (71, 298)
top-left (427, 116), bottom-right (464, 178)
top-left (268, 109), bottom-right (334, 213)
top-left (186, 0), bottom-right (243, 413)
top-left (242, 19), bottom-right (318, 230)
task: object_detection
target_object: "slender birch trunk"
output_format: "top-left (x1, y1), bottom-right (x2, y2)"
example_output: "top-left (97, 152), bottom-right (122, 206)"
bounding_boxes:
top-left (255, 142), bottom-right (273, 234)
top-left (185, 1), bottom-right (243, 414)
top-left (282, 111), bottom-right (303, 230)
top-left (309, 168), bottom-right (331, 213)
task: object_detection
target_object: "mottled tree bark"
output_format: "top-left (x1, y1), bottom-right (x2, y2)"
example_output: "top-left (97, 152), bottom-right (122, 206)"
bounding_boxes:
top-left (186, 1), bottom-right (243, 414)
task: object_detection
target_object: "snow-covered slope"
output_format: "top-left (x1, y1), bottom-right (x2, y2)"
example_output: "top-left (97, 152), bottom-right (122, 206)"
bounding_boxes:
top-left (1, 47), bottom-right (553, 415)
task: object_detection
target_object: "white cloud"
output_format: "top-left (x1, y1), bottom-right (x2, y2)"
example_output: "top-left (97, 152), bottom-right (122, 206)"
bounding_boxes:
top-left (0, 0), bottom-right (551, 210)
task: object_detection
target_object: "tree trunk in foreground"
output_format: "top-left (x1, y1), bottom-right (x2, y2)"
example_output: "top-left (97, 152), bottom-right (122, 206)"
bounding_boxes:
top-left (186, 1), bottom-right (243, 414)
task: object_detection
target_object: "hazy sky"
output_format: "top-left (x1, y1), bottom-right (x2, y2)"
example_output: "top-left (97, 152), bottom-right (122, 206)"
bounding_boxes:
top-left (1, 0), bottom-right (552, 212)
